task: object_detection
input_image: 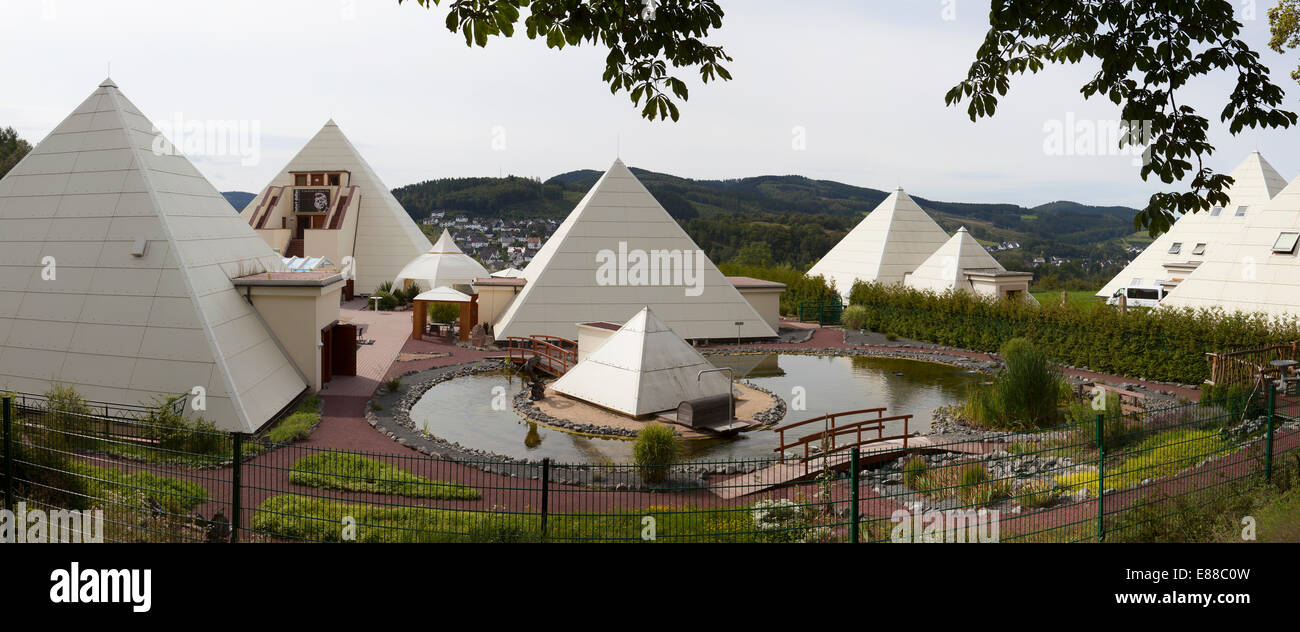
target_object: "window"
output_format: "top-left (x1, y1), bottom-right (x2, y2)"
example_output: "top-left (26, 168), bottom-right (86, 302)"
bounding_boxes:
top-left (310, 173), bottom-right (325, 186)
top-left (1127, 288), bottom-right (1160, 301)
top-left (1210, 206), bottom-right (1223, 217)
top-left (1235, 205), bottom-right (1248, 217)
top-left (1168, 242), bottom-right (1182, 255)
top-left (329, 173), bottom-right (341, 186)
top-left (1131, 277), bottom-right (1144, 286)
top-left (294, 174), bottom-right (307, 186)
top-left (1192, 243), bottom-right (1206, 256)
top-left (1274, 232), bottom-right (1300, 255)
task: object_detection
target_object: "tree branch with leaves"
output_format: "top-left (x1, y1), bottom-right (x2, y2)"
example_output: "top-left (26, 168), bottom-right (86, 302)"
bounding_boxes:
top-left (947, 0), bottom-right (1296, 236)
top-left (401, 0), bottom-right (731, 121)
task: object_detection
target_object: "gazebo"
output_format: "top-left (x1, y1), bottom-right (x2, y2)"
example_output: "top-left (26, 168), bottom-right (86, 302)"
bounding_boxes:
top-left (394, 229), bottom-right (489, 291)
top-left (411, 286), bottom-right (478, 343)
top-left (396, 230), bottom-right (489, 343)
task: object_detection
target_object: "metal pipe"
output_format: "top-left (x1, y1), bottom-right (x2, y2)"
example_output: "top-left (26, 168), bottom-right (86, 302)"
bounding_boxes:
top-left (697, 367), bottom-right (735, 421)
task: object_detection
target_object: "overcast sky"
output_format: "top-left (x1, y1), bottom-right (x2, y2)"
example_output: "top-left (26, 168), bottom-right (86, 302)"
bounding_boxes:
top-left (3, 0), bottom-right (1299, 208)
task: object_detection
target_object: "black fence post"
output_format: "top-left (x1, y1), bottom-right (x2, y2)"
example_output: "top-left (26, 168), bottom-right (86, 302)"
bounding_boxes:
top-left (3, 396), bottom-right (12, 515)
top-left (849, 447), bottom-right (860, 543)
top-left (1266, 384), bottom-right (1276, 482)
top-left (540, 458), bottom-right (550, 539)
top-left (1095, 414), bottom-right (1105, 543)
top-left (231, 433), bottom-right (243, 543)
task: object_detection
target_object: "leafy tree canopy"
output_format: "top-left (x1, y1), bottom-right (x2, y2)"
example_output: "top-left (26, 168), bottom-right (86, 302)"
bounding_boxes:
top-left (401, 0), bottom-right (731, 121)
top-left (1269, 0), bottom-right (1300, 83)
top-left (0, 126), bottom-right (32, 180)
top-left (947, 0), bottom-right (1296, 237)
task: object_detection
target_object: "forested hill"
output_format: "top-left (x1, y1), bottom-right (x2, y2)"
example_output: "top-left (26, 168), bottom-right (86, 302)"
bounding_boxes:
top-left (391, 167), bottom-right (1140, 253)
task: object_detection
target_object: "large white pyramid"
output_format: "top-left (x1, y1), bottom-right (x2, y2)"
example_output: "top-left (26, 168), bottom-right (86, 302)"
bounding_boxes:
top-left (394, 229), bottom-right (489, 290)
top-left (1161, 172), bottom-right (1300, 319)
top-left (806, 188), bottom-right (951, 297)
top-left (0, 79), bottom-right (307, 433)
top-left (239, 120), bottom-right (431, 293)
top-left (1096, 151), bottom-right (1288, 299)
top-left (551, 306), bottom-right (731, 417)
top-left (491, 160), bottom-right (776, 340)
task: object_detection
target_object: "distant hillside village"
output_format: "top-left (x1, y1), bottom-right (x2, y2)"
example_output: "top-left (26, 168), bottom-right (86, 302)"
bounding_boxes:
top-left (417, 212), bottom-right (559, 270)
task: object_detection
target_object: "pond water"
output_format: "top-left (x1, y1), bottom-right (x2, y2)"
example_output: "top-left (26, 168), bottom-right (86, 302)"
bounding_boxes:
top-left (407, 354), bottom-right (985, 464)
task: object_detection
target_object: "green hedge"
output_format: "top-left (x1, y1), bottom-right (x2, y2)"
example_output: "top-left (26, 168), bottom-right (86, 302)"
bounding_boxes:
top-left (847, 282), bottom-right (1300, 384)
top-left (717, 262), bottom-right (835, 315)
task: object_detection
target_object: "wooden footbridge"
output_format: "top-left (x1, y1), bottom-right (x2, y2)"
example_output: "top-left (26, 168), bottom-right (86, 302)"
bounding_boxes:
top-left (712, 407), bottom-right (986, 499)
top-left (499, 335), bottom-right (577, 377)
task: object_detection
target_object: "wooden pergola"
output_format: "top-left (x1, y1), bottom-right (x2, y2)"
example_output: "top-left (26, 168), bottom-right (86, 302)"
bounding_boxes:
top-left (411, 287), bottom-right (479, 343)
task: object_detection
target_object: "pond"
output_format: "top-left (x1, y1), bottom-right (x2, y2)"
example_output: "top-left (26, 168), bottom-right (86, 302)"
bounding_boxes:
top-left (406, 353), bottom-right (986, 464)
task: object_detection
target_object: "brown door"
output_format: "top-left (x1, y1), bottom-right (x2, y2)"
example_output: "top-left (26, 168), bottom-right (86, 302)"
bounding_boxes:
top-left (332, 324), bottom-right (358, 377)
top-left (320, 324), bottom-right (334, 385)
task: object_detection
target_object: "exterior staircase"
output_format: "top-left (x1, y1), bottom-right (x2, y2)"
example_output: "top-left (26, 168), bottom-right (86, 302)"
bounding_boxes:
top-left (284, 239), bottom-right (305, 258)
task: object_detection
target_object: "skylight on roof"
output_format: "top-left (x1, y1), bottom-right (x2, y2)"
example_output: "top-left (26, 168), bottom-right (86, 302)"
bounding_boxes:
top-left (1274, 232), bottom-right (1300, 255)
top-left (1210, 206), bottom-right (1223, 217)
top-left (1192, 243), bottom-right (1206, 256)
top-left (1236, 206), bottom-right (1248, 217)
top-left (1168, 242), bottom-right (1182, 255)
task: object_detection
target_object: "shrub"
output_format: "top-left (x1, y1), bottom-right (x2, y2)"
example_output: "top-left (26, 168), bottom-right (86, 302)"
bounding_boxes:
top-left (43, 384), bottom-right (94, 450)
top-left (902, 456), bottom-right (928, 489)
top-left (633, 423), bottom-right (680, 484)
top-left (394, 282), bottom-right (422, 305)
top-left (429, 302), bottom-right (461, 324)
top-left (1066, 399), bottom-right (1141, 451)
top-left (884, 332), bottom-right (899, 341)
top-left (716, 262), bottom-right (837, 316)
top-left (141, 396), bottom-right (226, 458)
top-left (846, 281), bottom-right (1300, 384)
top-left (385, 377), bottom-right (402, 393)
top-left (965, 338), bottom-right (1066, 430)
top-left (373, 291), bottom-right (400, 311)
top-left (841, 305), bottom-right (869, 330)
top-left (750, 498), bottom-right (821, 543)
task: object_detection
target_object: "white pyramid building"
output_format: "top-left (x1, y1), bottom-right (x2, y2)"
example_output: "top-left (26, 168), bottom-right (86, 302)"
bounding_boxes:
top-left (239, 121), bottom-right (432, 293)
top-left (1161, 173), bottom-right (1300, 319)
top-left (807, 188), bottom-right (952, 297)
top-left (1097, 152), bottom-right (1288, 299)
top-left (0, 79), bottom-right (307, 433)
top-left (904, 227), bottom-right (1037, 303)
top-left (491, 160), bottom-right (776, 340)
top-left (551, 307), bottom-right (731, 417)
top-left (394, 229), bottom-right (489, 290)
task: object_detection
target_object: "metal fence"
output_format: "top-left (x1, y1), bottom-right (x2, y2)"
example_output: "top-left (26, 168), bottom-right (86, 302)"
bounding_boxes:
top-left (2, 388), bottom-right (1296, 543)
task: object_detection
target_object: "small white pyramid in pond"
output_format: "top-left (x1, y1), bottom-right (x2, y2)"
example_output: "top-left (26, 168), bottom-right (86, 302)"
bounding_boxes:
top-left (807, 187), bottom-right (951, 298)
top-left (551, 306), bottom-right (731, 417)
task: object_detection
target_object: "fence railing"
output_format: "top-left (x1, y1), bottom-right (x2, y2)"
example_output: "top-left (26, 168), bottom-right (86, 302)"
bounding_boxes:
top-left (1, 388), bottom-right (1296, 543)
top-left (1207, 342), bottom-right (1299, 390)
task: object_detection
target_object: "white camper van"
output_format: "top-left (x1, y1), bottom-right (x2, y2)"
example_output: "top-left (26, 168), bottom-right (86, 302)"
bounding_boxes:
top-left (1106, 285), bottom-right (1166, 308)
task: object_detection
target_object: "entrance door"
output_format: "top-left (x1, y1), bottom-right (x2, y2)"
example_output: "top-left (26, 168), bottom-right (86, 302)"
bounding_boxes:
top-left (331, 324), bottom-right (358, 377)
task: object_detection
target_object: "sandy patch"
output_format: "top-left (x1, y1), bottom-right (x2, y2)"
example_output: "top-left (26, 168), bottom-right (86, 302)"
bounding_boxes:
top-left (533, 382), bottom-right (777, 439)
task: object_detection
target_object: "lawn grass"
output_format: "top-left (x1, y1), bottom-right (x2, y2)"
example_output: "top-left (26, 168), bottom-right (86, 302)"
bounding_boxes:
top-left (252, 494), bottom-right (772, 543)
top-left (287, 452), bottom-right (481, 500)
top-left (72, 462), bottom-right (209, 514)
top-left (262, 396), bottom-right (322, 444)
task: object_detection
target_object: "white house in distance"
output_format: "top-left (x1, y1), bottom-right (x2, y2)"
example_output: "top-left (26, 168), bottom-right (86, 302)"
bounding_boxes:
top-left (480, 160), bottom-right (777, 341)
top-left (239, 120), bottom-right (432, 294)
top-left (809, 188), bottom-right (1035, 302)
top-left (1161, 171), bottom-right (1300, 319)
top-left (1097, 151), bottom-right (1289, 302)
top-left (0, 80), bottom-right (352, 433)
top-left (904, 227), bottom-right (1037, 303)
